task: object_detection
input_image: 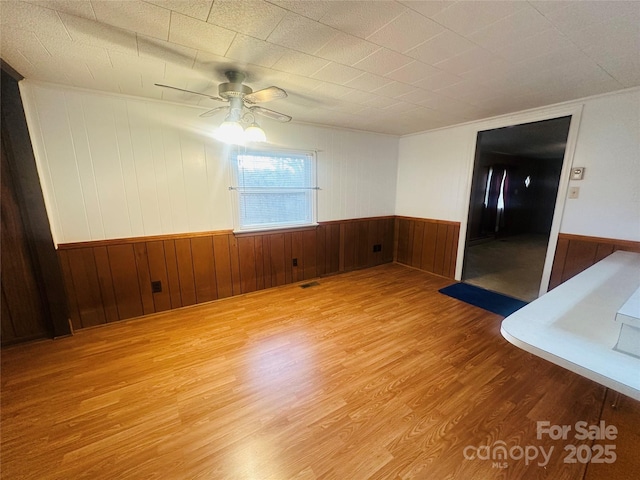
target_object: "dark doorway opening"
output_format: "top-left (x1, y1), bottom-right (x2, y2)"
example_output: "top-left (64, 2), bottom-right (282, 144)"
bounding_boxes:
top-left (462, 116), bottom-right (572, 302)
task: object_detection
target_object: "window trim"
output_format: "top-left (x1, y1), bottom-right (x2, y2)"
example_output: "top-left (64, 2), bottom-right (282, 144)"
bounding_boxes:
top-left (229, 146), bottom-right (318, 234)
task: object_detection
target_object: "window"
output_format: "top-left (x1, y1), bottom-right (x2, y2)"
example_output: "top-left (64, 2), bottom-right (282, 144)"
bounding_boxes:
top-left (230, 147), bottom-right (317, 232)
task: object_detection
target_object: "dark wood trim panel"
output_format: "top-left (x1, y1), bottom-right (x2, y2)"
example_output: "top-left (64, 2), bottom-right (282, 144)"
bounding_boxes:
top-left (322, 215), bottom-right (396, 225)
top-left (58, 218), bottom-right (396, 250)
top-left (394, 217), bottom-right (460, 279)
top-left (394, 215), bottom-right (460, 226)
top-left (1, 65), bottom-right (71, 342)
top-left (1, 140), bottom-right (51, 341)
top-left (549, 233), bottom-right (640, 289)
top-left (555, 233), bottom-right (640, 250)
top-left (58, 229), bottom-right (235, 250)
top-left (57, 217), bottom-right (396, 329)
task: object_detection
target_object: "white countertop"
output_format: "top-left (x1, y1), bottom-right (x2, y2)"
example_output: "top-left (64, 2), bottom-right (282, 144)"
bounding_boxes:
top-left (501, 250), bottom-right (640, 401)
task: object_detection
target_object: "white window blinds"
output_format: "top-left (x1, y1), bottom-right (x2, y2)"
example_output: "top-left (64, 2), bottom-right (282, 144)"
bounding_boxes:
top-left (231, 148), bottom-right (316, 232)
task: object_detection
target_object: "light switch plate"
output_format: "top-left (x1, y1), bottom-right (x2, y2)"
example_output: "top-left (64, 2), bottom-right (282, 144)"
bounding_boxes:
top-left (571, 167), bottom-right (585, 180)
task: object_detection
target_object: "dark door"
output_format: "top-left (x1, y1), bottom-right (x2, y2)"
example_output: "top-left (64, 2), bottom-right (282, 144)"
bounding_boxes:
top-left (1, 138), bottom-right (52, 344)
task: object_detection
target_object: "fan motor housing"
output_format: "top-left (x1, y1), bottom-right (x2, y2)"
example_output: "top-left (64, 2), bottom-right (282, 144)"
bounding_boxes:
top-left (219, 82), bottom-right (252, 99)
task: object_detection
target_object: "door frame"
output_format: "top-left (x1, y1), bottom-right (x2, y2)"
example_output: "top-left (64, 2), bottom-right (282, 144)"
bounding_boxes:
top-left (456, 103), bottom-right (584, 297)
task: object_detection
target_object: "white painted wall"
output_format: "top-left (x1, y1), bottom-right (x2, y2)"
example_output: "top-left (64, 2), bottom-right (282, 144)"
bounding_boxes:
top-left (19, 80), bottom-right (638, 251)
top-left (561, 91), bottom-right (640, 241)
top-left (396, 88), bottom-right (640, 242)
top-left (396, 124), bottom-right (478, 223)
top-left (20, 81), bottom-right (399, 245)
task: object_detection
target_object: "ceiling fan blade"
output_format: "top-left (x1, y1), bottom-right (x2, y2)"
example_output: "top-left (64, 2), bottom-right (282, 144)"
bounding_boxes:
top-left (244, 86), bottom-right (288, 104)
top-left (155, 83), bottom-right (226, 102)
top-left (199, 106), bottom-right (228, 118)
top-left (251, 106), bottom-right (292, 123)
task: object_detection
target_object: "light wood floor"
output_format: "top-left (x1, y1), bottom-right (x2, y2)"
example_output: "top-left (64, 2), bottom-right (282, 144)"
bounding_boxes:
top-left (2, 263), bottom-right (638, 479)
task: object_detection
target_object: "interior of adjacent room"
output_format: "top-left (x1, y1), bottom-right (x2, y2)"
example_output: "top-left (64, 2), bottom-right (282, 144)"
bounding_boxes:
top-left (462, 117), bottom-right (571, 301)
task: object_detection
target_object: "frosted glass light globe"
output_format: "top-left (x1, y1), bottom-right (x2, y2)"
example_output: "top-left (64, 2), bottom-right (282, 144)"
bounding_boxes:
top-left (244, 123), bottom-right (267, 143)
top-left (216, 120), bottom-right (245, 144)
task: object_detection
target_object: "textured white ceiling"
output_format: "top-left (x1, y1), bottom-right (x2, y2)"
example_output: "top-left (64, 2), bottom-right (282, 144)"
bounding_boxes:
top-left (1, 0), bottom-right (638, 135)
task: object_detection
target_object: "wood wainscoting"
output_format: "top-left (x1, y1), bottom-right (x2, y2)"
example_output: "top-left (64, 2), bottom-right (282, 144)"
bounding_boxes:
top-left (394, 216), bottom-right (460, 279)
top-left (58, 217), bottom-right (395, 330)
top-left (549, 233), bottom-right (640, 289)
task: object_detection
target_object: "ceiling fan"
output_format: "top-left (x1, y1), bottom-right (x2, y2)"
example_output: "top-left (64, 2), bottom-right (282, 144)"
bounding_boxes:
top-left (155, 70), bottom-right (292, 122)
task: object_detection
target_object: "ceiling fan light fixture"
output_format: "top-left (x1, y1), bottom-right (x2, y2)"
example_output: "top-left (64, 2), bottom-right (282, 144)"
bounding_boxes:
top-left (156, 71), bottom-right (291, 144)
top-left (244, 122), bottom-right (267, 143)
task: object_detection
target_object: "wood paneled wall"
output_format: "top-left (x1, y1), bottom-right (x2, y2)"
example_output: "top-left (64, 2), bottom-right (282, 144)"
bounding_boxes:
top-left (549, 233), bottom-right (640, 289)
top-left (394, 216), bottom-right (460, 279)
top-left (58, 217), bottom-right (395, 330)
top-left (56, 218), bottom-right (640, 331)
